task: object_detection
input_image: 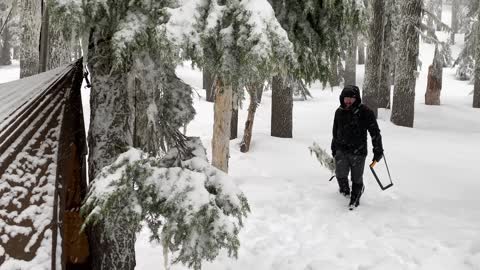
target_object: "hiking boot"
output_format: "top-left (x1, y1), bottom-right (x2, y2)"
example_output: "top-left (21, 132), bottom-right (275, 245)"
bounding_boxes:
top-left (349, 183), bottom-right (364, 209)
top-left (337, 178), bottom-right (350, 197)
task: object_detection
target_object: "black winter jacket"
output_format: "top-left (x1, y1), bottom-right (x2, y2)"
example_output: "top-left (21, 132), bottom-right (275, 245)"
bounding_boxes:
top-left (331, 88), bottom-right (383, 157)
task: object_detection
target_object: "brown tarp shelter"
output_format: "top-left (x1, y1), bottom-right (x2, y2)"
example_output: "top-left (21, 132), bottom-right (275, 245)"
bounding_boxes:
top-left (0, 59), bottom-right (90, 270)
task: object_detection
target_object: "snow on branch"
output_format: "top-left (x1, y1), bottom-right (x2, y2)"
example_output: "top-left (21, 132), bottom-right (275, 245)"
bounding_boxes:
top-left (81, 137), bottom-right (250, 270)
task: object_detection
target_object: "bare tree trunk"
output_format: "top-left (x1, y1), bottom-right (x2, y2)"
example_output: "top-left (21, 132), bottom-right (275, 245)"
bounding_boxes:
top-left (425, 0), bottom-right (435, 44)
top-left (0, 25), bottom-right (11, 65)
top-left (39, 0), bottom-right (48, 73)
top-left (47, 5), bottom-right (72, 70)
top-left (271, 75), bottom-right (293, 138)
top-left (345, 31), bottom-right (357, 86)
top-left (212, 79), bottom-right (233, 172)
top-left (240, 82), bottom-right (262, 153)
top-left (256, 82), bottom-right (263, 103)
top-left (450, 0), bottom-right (459, 44)
top-left (473, 14), bottom-right (480, 108)
top-left (230, 89), bottom-right (238, 140)
top-left (13, 46), bottom-right (19, 60)
top-left (379, 5), bottom-right (393, 109)
top-left (358, 39), bottom-right (366, 65)
top-left (19, 0), bottom-right (42, 78)
top-left (363, 0), bottom-right (385, 117)
top-left (329, 55), bottom-right (340, 87)
top-left (203, 68), bottom-right (215, 102)
top-left (391, 0), bottom-right (421, 127)
top-left (425, 46), bottom-right (443, 105)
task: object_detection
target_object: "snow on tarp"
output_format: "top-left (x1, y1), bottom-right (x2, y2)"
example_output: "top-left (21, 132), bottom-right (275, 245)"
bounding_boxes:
top-left (0, 63), bottom-right (77, 270)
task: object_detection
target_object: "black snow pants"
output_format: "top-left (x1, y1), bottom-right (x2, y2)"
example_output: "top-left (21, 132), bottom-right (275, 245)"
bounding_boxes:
top-left (334, 150), bottom-right (366, 194)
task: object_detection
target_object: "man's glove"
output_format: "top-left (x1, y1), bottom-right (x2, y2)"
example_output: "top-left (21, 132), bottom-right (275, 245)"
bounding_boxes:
top-left (373, 152), bottom-right (383, 162)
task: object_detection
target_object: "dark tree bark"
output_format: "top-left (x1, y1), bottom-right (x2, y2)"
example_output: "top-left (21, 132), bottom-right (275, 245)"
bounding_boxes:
top-left (39, 0), bottom-right (48, 72)
top-left (358, 40), bottom-right (366, 65)
top-left (271, 75), bottom-right (293, 138)
top-left (345, 31), bottom-right (357, 86)
top-left (203, 68), bottom-right (215, 102)
top-left (362, 0), bottom-right (385, 117)
top-left (379, 6), bottom-right (393, 109)
top-left (391, 0), bottom-right (421, 127)
top-left (240, 82), bottom-right (262, 153)
top-left (474, 14), bottom-right (480, 108)
top-left (0, 25), bottom-right (11, 65)
top-left (425, 46), bottom-right (443, 105)
top-left (329, 55), bottom-right (340, 87)
top-left (230, 90), bottom-right (238, 140)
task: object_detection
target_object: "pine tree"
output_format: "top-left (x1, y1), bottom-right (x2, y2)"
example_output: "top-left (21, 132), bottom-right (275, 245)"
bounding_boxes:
top-left (19, 0), bottom-right (42, 78)
top-left (47, 0), bottom-right (74, 70)
top-left (451, 0), bottom-right (459, 44)
top-left (425, 45), bottom-right (443, 105)
top-left (391, 0), bottom-right (422, 127)
top-left (271, 75), bottom-right (293, 138)
top-left (378, 0), bottom-right (395, 109)
top-left (202, 68), bottom-right (214, 102)
top-left (474, 9), bottom-right (480, 108)
top-left (453, 0), bottom-right (478, 81)
top-left (240, 81), bottom-right (264, 152)
top-left (363, 0), bottom-right (384, 117)
top-left (166, 0), bottom-right (296, 171)
top-left (267, 0), bottom-right (359, 138)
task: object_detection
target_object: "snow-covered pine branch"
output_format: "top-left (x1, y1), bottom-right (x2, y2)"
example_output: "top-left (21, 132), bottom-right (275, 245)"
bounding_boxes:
top-left (82, 137), bottom-right (250, 270)
top-left (309, 142), bottom-right (335, 174)
top-left (164, 0), bottom-right (296, 86)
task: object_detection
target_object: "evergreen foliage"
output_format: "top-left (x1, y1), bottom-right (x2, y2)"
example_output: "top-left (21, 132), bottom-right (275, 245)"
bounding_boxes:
top-left (268, 0), bottom-right (364, 85)
top-left (453, 0), bottom-right (479, 82)
top-left (82, 137), bottom-right (250, 270)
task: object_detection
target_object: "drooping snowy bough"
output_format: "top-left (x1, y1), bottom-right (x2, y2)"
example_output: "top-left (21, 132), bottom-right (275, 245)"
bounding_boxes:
top-left (82, 137), bottom-right (250, 270)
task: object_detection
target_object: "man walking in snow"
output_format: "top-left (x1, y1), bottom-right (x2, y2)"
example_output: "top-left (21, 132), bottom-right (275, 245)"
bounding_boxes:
top-left (331, 85), bottom-right (383, 209)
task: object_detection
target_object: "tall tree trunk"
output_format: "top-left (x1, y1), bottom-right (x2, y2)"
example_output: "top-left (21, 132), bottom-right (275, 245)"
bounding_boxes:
top-left (0, 25), bottom-right (12, 65)
top-left (230, 89), bottom-right (239, 140)
top-left (345, 31), bottom-right (357, 86)
top-left (434, 0), bottom-right (443, 31)
top-left (19, 0), bottom-right (42, 78)
top-left (203, 68), bottom-right (215, 102)
top-left (240, 82), bottom-right (262, 153)
top-left (363, 0), bottom-right (385, 117)
top-left (425, 0), bottom-right (435, 44)
top-left (450, 0), bottom-right (459, 44)
top-left (379, 6), bottom-right (393, 109)
top-left (47, 5), bottom-right (71, 70)
top-left (212, 79), bottom-right (233, 172)
top-left (39, 0), bottom-right (48, 73)
top-left (473, 16), bottom-right (480, 108)
top-left (329, 56), bottom-right (340, 87)
top-left (13, 46), bottom-right (19, 60)
top-left (256, 82), bottom-right (263, 103)
top-left (271, 75), bottom-right (293, 138)
top-left (87, 26), bottom-right (136, 270)
top-left (391, 0), bottom-right (421, 127)
top-left (358, 39), bottom-right (366, 65)
top-left (425, 46), bottom-right (443, 105)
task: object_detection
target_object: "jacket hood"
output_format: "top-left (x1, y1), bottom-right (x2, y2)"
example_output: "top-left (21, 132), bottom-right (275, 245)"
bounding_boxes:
top-left (340, 85), bottom-right (361, 108)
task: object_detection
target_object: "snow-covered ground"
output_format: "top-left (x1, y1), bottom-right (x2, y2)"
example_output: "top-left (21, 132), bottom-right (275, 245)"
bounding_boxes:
top-left (1, 7), bottom-right (479, 270)
top-left (136, 38), bottom-right (480, 270)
